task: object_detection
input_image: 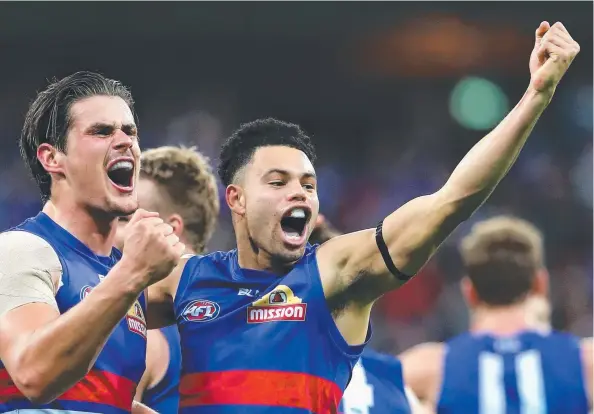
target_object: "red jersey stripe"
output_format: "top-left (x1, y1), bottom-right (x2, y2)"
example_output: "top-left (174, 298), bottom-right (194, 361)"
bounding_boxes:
top-left (0, 368), bottom-right (136, 410)
top-left (180, 370), bottom-right (342, 413)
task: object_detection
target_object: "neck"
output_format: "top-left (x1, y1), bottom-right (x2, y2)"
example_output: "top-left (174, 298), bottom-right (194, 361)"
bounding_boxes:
top-left (235, 235), bottom-right (294, 275)
top-left (470, 301), bottom-right (549, 336)
top-left (42, 199), bottom-right (118, 257)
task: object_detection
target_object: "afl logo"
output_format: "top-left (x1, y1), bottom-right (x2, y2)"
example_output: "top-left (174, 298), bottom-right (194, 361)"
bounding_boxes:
top-left (80, 285), bottom-right (93, 300)
top-left (182, 300), bottom-right (221, 323)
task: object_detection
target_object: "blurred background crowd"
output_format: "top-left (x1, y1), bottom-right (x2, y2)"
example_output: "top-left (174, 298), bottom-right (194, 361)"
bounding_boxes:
top-left (0, 2), bottom-right (591, 354)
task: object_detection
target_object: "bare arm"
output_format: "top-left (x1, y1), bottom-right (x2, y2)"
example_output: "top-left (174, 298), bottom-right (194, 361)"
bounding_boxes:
top-left (134, 329), bottom-right (169, 402)
top-left (131, 401), bottom-right (158, 414)
top-left (0, 210), bottom-right (184, 404)
top-left (318, 22), bottom-right (580, 307)
top-left (0, 256), bottom-right (147, 404)
top-left (581, 337), bottom-right (593, 409)
top-left (146, 256), bottom-right (191, 329)
top-left (399, 342), bottom-right (445, 407)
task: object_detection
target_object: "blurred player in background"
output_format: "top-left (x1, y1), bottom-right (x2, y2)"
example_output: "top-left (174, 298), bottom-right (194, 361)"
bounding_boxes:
top-left (116, 146), bottom-right (220, 413)
top-left (0, 72), bottom-right (183, 413)
top-left (400, 216), bottom-right (593, 413)
top-left (310, 214), bottom-right (430, 414)
top-left (143, 21), bottom-right (579, 413)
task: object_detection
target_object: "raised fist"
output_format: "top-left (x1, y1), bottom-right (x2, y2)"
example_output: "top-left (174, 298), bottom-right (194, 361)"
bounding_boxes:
top-left (119, 209), bottom-right (185, 286)
top-left (529, 21), bottom-right (580, 95)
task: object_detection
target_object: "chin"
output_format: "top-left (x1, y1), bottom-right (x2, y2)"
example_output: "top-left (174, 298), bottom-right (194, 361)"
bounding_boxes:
top-left (280, 246), bottom-right (307, 263)
top-left (105, 195), bottom-right (138, 217)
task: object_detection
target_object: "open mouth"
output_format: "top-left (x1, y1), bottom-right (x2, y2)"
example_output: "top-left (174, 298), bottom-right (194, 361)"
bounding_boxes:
top-left (280, 207), bottom-right (310, 242)
top-left (107, 158), bottom-right (135, 191)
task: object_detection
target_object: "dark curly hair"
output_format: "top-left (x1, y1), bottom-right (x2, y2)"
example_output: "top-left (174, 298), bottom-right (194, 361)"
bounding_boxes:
top-left (218, 117), bottom-right (316, 186)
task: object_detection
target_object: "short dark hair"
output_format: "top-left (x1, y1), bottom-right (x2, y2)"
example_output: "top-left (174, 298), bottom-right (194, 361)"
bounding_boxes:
top-left (460, 216), bottom-right (545, 306)
top-left (20, 71), bottom-right (136, 202)
top-left (217, 117), bottom-right (316, 186)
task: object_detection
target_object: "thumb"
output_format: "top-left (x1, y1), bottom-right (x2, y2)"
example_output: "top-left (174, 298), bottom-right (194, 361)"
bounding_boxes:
top-left (534, 21), bottom-right (550, 48)
top-left (128, 208), bottom-right (159, 224)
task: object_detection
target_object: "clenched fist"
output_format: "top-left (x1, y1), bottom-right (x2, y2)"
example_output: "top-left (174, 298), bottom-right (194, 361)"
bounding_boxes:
top-left (119, 209), bottom-right (185, 287)
top-left (529, 21), bottom-right (580, 95)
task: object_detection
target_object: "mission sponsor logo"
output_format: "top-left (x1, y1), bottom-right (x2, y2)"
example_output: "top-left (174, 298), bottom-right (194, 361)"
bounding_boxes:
top-left (126, 301), bottom-right (147, 338)
top-left (182, 299), bottom-right (221, 322)
top-left (247, 285), bottom-right (307, 323)
top-left (80, 284), bottom-right (147, 338)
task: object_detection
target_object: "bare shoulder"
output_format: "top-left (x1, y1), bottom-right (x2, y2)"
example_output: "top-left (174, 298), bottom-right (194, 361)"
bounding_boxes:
top-left (400, 342), bottom-right (445, 404)
top-left (400, 341), bottom-right (445, 380)
top-left (400, 341), bottom-right (445, 363)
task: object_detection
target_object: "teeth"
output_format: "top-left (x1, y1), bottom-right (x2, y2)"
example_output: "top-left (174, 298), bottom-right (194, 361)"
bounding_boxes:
top-left (109, 160), bottom-right (133, 172)
top-left (290, 208), bottom-right (306, 219)
top-left (285, 232), bottom-right (301, 239)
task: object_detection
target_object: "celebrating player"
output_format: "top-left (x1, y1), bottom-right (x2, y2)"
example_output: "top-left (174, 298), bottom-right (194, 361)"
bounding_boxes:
top-left (310, 214), bottom-right (429, 414)
top-left (400, 216), bottom-right (592, 413)
top-left (146, 21), bottom-right (580, 412)
top-left (0, 72), bottom-right (183, 413)
top-left (115, 146), bottom-right (220, 413)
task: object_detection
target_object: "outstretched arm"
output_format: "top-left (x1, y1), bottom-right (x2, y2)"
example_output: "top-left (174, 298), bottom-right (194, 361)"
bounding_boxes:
top-left (318, 22), bottom-right (580, 307)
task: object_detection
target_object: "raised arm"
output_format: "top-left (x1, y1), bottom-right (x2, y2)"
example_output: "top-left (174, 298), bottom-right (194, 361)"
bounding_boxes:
top-left (318, 22), bottom-right (579, 306)
top-left (0, 211), bottom-right (183, 404)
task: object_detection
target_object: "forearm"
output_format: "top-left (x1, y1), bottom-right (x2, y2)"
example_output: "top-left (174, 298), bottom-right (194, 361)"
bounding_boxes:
top-left (442, 87), bottom-right (550, 214)
top-left (15, 261), bottom-right (146, 402)
top-left (132, 401), bottom-right (158, 414)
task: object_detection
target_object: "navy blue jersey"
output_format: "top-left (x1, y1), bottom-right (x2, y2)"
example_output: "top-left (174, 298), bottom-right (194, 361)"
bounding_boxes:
top-left (340, 348), bottom-right (412, 414)
top-left (142, 325), bottom-right (181, 413)
top-left (0, 212), bottom-right (147, 413)
top-left (438, 330), bottom-right (589, 414)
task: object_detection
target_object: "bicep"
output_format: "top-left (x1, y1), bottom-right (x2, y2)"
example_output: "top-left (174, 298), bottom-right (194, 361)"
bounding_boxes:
top-left (318, 191), bottom-right (461, 303)
top-left (0, 303), bottom-right (60, 375)
top-left (0, 232), bottom-right (63, 372)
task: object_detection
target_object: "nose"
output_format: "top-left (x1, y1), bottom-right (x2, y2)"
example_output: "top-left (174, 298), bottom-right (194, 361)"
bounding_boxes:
top-left (112, 129), bottom-right (134, 152)
top-left (286, 181), bottom-right (307, 202)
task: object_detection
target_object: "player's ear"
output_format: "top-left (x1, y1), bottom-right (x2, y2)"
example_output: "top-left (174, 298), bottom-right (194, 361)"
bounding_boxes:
top-left (460, 276), bottom-right (479, 308)
top-left (167, 213), bottom-right (185, 238)
top-left (226, 184), bottom-right (246, 216)
top-left (37, 143), bottom-right (65, 175)
top-left (532, 268), bottom-right (549, 297)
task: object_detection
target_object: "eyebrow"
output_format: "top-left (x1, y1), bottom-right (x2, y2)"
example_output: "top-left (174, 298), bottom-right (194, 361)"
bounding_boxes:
top-left (264, 168), bottom-right (317, 179)
top-left (87, 122), bottom-right (137, 131)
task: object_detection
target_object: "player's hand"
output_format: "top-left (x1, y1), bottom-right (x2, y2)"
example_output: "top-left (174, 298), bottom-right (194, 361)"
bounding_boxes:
top-left (119, 209), bottom-right (185, 286)
top-left (529, 21), bottom-right (580, 96)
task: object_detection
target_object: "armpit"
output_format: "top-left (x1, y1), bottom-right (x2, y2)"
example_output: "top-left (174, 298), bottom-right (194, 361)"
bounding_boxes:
top-left (0, 231), bottom-right (63, 316)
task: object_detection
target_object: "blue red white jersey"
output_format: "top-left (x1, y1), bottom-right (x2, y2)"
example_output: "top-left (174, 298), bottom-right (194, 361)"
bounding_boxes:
top-left (0, 212), bottom-right (147, 413)
top-left (142, 325), bottom-right (181, 413)
top-left (340, 347), bottom-right (412, 414)
top-left (437, 330), bottom-right (589, 414)
top-left (174, 244), bottom-right (371, 413)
